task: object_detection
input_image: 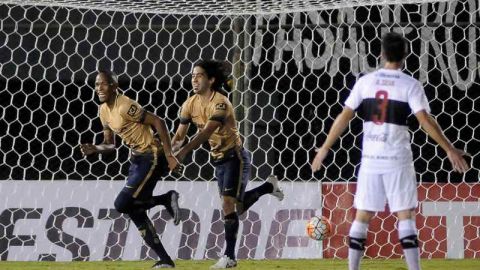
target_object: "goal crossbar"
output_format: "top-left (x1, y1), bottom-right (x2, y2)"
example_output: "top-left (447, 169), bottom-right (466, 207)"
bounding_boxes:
top-left (0, 0), bottom-right (452, 15)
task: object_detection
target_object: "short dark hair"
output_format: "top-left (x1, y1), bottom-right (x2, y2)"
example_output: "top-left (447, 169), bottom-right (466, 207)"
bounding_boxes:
top-left (193, 60), bottom-right (229, 93)
top-left (98, 70), bottom-right (118, 85)
top-left (381, 32), bottom-right (408, 62)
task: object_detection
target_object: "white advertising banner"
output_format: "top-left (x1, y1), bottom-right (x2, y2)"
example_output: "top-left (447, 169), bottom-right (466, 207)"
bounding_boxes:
top-left (0, 180), bottom-right (323, 261)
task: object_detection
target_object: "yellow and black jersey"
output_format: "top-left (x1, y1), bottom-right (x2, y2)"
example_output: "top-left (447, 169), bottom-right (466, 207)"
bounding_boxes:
top-left (179, 91), bottom-right (242, 160)
top-left (99, 94), bottom-right (157, 153)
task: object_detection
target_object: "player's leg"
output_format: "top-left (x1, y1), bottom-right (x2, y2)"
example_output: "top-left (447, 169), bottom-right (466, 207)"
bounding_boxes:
top-left (238, 149), bottom-right (284, 215)
top-left (133, 152), bottom-right (181, 225)
top-left (241, 176), bottom-right (284, 214)
top-left (154, 190), bottom-right (180, 225)
top-left (349, 169), bottom-right (385, 270)
top-left (385, 166), bottom-right (420, 270)
top-left (133, 190), bottom-right (179, 219)
top-left (136, 197), bottom-right (178, 268)
top-left (114, 152), bottom-right (175, 268)
top-left (129, 209), bottom-right (175, 268)
top-left (210, 154), bottom-right (242, 269)
top-left (114, 153), bottom-right (155, 214)
top-left (349, 210), bottom-right (374, 270)
top-left (149, 152), bottom-right (181, 225)
top-left (396, 210), bottom-right (420, 270)
top-left (222, 196), bottom-right (238, 264)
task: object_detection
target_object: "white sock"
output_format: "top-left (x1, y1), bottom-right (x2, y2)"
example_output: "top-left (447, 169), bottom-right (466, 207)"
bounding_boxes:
top-left (348, 221), bottom-right (368, 270)
top-left (398, 219), bottom-right (421, 270)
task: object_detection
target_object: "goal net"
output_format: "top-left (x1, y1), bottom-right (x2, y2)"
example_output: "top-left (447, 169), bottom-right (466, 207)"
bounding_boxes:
top-left (0, 0), bottom-right (478, 262)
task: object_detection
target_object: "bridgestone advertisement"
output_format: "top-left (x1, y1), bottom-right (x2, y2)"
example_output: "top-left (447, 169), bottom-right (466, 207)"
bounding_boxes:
top-left (0, 181), bottom-right (323, 261)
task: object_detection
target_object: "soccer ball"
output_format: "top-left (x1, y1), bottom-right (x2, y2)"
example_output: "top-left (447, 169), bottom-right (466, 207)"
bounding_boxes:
top-left (306, 215), bottom-right (332, 241)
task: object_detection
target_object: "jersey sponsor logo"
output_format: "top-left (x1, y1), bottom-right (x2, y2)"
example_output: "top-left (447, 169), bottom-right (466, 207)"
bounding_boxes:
top-left (364, 133), bottom-right (388, 142)
top-left (127, 105), bottom-right (138, 116)
top-left (215, 103), bottom-right (226, 110)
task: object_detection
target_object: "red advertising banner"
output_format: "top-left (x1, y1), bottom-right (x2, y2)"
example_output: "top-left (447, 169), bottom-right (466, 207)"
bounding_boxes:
top-left (322, 183), bottom-right (480, 259)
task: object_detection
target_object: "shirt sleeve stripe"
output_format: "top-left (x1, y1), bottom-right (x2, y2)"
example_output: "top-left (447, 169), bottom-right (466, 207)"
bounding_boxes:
top-left (209, 115), bottom-right (225, 123)
top-left (139, 109), bottom-right (147, 123)
top-left (179, 117), bottom-right (192, 124)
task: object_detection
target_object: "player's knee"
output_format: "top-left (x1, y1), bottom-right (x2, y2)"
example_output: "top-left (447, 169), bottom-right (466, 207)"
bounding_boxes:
top-left (114, 191), bottom-right (134, 214)
top-left (355, 210), bottom-right (374, 223)
top-left (397, 218), bottom-right (418, 250)
top-left (348, 220), bottom-right (368, 250)
top-left (396, 209), bottom-right (415, 220)
top-left (222, 196), bottom-right (236, 214)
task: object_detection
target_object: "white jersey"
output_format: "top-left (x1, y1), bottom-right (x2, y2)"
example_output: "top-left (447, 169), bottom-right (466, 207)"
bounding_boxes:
top-left (344, 68), bottom-right (430, 173)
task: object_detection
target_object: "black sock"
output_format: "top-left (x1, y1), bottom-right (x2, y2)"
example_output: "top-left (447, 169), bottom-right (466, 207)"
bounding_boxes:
top-left (133, 191), bottom-right (171, 211)
top-left (152, 191), bottom-right (171, 206)
top-left (242, 182), bottom-right (274, 212)
top-left (133, 198), bottom-right (155, 211)
top-left (224, 212), bottom-right (239, 260)
top-left (129, 211), bottom-right (172, 263)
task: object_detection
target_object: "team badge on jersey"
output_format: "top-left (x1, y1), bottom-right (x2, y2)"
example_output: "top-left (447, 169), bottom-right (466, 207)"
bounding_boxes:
top-left (128, 105), bottom-right (138, 116)
top-left (215, 103), bottom-right (226, 110)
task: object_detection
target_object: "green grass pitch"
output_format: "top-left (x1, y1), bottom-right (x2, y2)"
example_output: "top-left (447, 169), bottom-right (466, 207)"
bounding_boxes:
top-left (1, 259), bottom-right (479, 270)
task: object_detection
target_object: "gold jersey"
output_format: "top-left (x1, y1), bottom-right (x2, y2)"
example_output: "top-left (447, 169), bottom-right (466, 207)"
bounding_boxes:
top-left (99, 94), bottom-right (156, 153)
top-left (180, 91), bottom-right (242, 160)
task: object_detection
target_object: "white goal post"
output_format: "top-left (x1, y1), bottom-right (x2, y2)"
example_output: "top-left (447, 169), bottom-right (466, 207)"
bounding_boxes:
top-left (0, 0), bottom-right (451, 15)
top-left (0, 0), bottom-right (478, 261)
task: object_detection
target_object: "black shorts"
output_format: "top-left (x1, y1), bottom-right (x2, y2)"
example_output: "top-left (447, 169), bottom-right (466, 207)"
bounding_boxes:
top-left (213, 148), bottom-right (251, 201)
top-left (123, 148), bottom-right (169, 200)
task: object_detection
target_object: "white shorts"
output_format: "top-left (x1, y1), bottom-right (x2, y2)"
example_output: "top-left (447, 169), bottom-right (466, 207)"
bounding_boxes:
top-left (354, 166), bottom-right (418, 212)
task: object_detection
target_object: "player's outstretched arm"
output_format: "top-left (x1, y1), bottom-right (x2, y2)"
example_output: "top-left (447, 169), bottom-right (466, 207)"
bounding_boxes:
top-left (175, 120), bottom-right (221, 163)
top-left (143, 111), bottom-right (179, 171)
top-left (415, 110), bottom-right (469, 173)
top-left (80, 127), bottom-right (115, 156)
top-left (311, 107), bottom-right (355, 172)
top-left (172, 123), bottom-right (189, 153)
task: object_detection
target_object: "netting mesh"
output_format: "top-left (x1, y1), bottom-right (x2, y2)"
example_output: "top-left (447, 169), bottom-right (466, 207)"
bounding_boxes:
top-left (0, 0), bottom-right (479, 261)
top-left (0, 1), bottom-right (478, 182)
